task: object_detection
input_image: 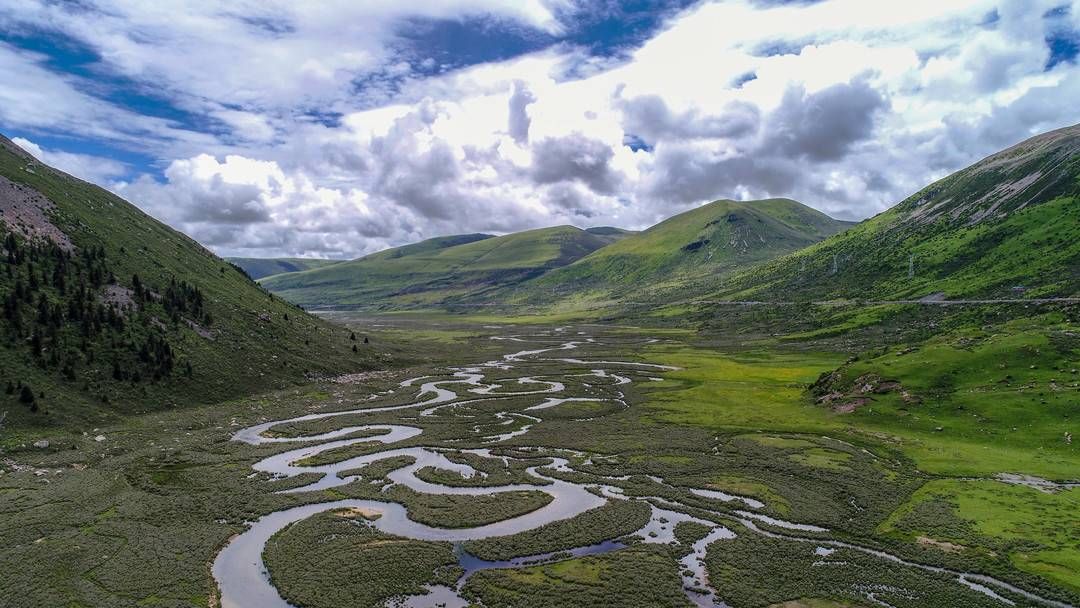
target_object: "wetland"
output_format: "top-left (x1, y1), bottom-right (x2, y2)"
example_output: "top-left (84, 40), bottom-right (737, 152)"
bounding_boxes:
top-left (2, 316), bottom-right (1078, 608)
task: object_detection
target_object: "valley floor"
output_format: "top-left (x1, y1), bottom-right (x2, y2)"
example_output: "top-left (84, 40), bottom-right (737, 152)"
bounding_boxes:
top-left (0, 314), bottom-right (1077, 608)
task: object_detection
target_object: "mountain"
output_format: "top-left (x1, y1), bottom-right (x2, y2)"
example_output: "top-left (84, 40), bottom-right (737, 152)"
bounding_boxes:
top-left (0, 135), bottom-right (370, 428)
top-left (261, 226), bottom-right (610, 308)
top-left (711, 123), bottom-right (1080, 302)
top-left (494, 198), bottom-right (852, 306)
top-left (226, 257), bottom-right (342, 280)
top-left (584, 226), bottom-right (639, 245)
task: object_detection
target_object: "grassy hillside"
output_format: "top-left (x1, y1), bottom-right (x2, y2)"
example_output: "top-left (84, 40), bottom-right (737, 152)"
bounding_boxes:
top-left (498, 198), bottom-right (851, 306)
top-left (0, 135), bottom-right (374, 430)
top-left (262, 226), bottom-right (609, 308)
top-left (712, 124), bottom-right (1080, 302)
top-left (226, 257), bottom-right (342, 280)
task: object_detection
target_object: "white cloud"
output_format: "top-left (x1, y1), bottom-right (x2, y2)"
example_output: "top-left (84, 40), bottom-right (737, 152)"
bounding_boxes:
top-left (11, 137), bottom-right (128, 183)
top-left (212, 110), bottom-right (278, 144)
top-left (0, 1), bottom-right (563, 114)
top-left (3, 0), bottom-right (1079, 256)
top-left (0, 43), bottom-right (216, 155)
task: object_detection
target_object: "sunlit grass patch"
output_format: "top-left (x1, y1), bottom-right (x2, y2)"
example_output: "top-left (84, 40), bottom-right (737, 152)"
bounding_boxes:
top-left (880, 479), bottom-right (1080, 592)
top-left (744, 435), bottom-right (816, 449)
top-left (642, 344), bottom-right (844, 434)
top-left (789, 447), bottom-right (852, 471)
top-left (707, 474), bottom-right (791, 515)
top-left (836, 315), bottom-right (1080, 478)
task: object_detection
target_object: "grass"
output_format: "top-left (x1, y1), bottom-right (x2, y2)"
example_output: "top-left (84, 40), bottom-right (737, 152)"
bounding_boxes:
top-left (519, 198), bottom-right (851, 307)
top-left (643, 345), bottom-right (845, 434)
top-left (642, 311), bottom-right (1079, 479)
top-left (789, 447), bottom-right (852, 471)
top-left (2, 320), bottom-right (1078, 606)
top-left (705, 474), bottom-right (791, 514)
top-left (0, 140), bottom-right (374, 430)
top-left (705, 519), bottom-right (1022, 608)
top-left (381, 487), bottom-right (555, 529)
top-left (781, 304), bottom-right (906, 341)
top-left (264, 510), bottom-right (461, 608)
top-left (880, 479), bottom-right (1080, 592)
top-left (714, 129), bottom-right (1080, 303)
top-left (462, 500), bottom-right (651, 561)
top-left (463, 545), bottom-right (691, 608)
top-left (768, 601), bottom-right (871, 608)
top-left (744, 435), bottom-right (817, 449)
top-left (351, 308), bottom-right (609, 325)
top-left (823, 314), bottom-right (1079, 478)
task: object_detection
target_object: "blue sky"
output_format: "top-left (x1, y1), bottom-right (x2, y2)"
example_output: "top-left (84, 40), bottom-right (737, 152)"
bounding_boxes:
top-left (1, 1), bottom-right (701, 178)
top-left (1, 1), bottom-right (1079, 258)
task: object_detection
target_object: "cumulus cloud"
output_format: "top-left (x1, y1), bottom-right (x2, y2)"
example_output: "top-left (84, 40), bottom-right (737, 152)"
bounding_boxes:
top-left (531, 132), bottom-right (622, 194)
top-left (508, 80), bottom-right (537, 144)
top-left (617, 94), bottom-right (761, 144)
top-left (118, 154), bottom-right (408, 257)
top-left (762, 78), bottom-right (886, 162)
top-left (643, 143), bottom-right (799, 206)
top-left (2, 0), bottom-right (1079, 257)
top-left (156, 155), bottom-right (274, 225)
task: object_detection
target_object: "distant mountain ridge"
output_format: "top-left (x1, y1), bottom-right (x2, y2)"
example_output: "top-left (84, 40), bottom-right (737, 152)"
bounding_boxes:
top-left (242, 123), bottom-right (1080, 313)
top-left (261, 225), bottom-right (611, 308)
top-left (258, 198), bottom-right (850, 310)
top-left (583, 226), bottom-right (639, 245)
top-left (235, 229), bottom-right (637, 284)
top-left (227, 257), bottom-right (342, 280)
top-left (493, 198), bottom-right (853, 306)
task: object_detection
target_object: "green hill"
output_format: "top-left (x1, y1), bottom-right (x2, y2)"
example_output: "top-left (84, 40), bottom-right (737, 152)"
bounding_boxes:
top-left (226, 257), bottom-right (342, 280)
top-left (261, 226), bottom-right (609, 308)
top-left (498, 198), bottom-right (851, 305)
top-left (711, 123), bottom-right (1080, 302)
top-left (0, 135), bottom-right (370, 429)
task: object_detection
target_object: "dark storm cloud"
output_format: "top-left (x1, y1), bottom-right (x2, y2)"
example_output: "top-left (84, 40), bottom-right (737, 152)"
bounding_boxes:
top-left (530, 132), bottom-right (621, 194)
top-left (762, 78), bottom-right (886, 162)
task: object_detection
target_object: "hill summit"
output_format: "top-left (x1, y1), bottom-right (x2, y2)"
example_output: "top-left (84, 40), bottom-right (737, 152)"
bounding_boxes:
top-left (711, 123), bottom-right (1080, 302)
top-left (0, 135), bottom-right (367, 428)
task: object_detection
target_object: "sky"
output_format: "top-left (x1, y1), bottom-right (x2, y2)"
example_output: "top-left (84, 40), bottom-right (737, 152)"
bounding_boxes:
top-left (1, 0), bottom-right (1079, 259)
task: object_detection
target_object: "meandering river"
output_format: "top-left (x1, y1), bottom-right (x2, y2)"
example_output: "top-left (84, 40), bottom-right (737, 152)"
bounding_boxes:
top-left (212, 330), bottom-right (1074, 608)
